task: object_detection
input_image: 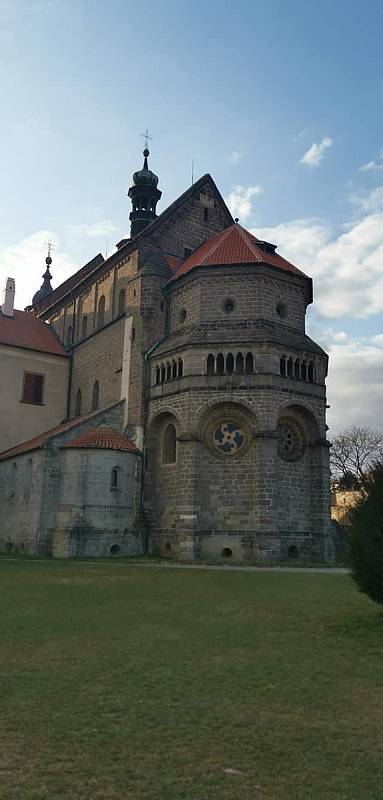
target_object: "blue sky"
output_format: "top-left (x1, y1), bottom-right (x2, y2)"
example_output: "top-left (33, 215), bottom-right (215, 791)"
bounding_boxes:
top-left (1, 0), bottom-right (383, 431)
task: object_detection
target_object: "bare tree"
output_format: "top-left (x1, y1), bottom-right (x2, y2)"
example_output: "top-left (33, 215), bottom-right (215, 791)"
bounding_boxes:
top-left (330, 426), bottom-right (383, 485)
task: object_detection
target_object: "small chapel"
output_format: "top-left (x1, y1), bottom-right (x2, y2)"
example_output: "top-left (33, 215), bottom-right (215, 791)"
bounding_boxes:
top-left (0, 147), bottom-right (334, 562)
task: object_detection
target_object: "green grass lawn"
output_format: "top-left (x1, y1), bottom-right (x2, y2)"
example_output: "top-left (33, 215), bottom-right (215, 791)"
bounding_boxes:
top-left (1, 561), bottom-right (383, 800)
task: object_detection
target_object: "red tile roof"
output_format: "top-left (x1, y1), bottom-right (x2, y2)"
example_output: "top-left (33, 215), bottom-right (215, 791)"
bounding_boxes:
top-left (0, 309), bottom-right (67, 356)
top-left (64, 426), bottom-right (139, 453)
top-left (170, 223), bottom-right (307, 281)
top-left (0, 413), bottom-right (91, 461)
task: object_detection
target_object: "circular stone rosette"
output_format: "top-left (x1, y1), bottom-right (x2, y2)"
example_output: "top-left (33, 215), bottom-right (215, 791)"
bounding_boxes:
top-left (277, 417), bottom-right (306, 461)
top-left (204, 410), bottom-right (253, 459)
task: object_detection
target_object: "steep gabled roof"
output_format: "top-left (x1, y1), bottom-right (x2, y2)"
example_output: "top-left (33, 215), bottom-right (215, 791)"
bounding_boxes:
top-left (0, 309), bottom-right (68, 357)
top-left (170, 223), bottom-right (307, 281)
top-left (64, 426), bottom-right (139, 453)
top-left (36, 174), bottom-right (233, 315)
top-left (136, 173), bottom-right (234, 241)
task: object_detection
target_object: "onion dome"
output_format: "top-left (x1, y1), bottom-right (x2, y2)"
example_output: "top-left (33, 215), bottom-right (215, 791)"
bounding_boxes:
top-left (132, 148), bottom-right (159, 187)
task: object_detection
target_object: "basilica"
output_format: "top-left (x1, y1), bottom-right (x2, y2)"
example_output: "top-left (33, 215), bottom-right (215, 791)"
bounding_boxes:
top-left (0, 148), bottom-right (334, 562)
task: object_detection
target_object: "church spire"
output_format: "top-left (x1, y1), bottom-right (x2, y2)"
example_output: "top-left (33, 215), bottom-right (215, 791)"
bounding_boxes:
top-left (128, 140), bottom-right (162, 237)
top-left (32, 243), bottom-right (54, 307)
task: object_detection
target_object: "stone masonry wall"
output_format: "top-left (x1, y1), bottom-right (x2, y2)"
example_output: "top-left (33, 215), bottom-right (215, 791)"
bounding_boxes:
top-left (0, 402), bottom-right (125, 556)
top-left (168, 269), bottom-right (308, 335)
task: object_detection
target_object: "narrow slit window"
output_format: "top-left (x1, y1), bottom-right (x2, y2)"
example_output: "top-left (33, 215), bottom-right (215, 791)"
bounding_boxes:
top-left (162, 423), bottom-right (177, 465)
top-left (91, 380), bottom-right (99, 411)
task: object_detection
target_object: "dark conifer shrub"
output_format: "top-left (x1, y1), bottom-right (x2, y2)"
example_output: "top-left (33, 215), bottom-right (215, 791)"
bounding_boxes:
top-left (348, 465), bottom-right (383, 605)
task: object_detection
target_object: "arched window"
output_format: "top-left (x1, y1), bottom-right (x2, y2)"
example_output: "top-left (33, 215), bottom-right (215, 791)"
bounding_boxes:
top-left (97, 295), bottom-right (105, 329)
top-left (236, 353), bottom-right (244, 374)
top-left (245, 352), bottom-right (253, 374)
top-left (166, 363), bottom-right (172, 381)
top-left (155, 367), bottom-right (160, 385)
top-left (294, 359), bottom-right (300, 380)
top-left (66, 325), bottom-right (72, 347)
top-left (172, 361), bottom-right (177, 380)
top-left (287, 358), bottom-right (294, 378)
top-left (308, 361), bottom-right (314, 382)
top-left (91, 380), bottom-right (99, 411)
top-left (207, 354), bottom-right (215, 376)
top-left (110, 467), bottom-right (120, 490)
top-left (82, 316), bottom-right (88, 339)
top-left (178, 359), bottom-right (183, 378)
top-left (216, 353), bottom-right (224, 375)
top-left (301, 361), bottom-right (307, 380)
top-left (280, 356), bottom-right (287, 376)
top-left (161, 364), bottom-right (166, 383)
top-left (226, 353), bottom-right (234, 374)
top-left (75, 388), bottom-right (82, 417)
top-left (118, 288), bottom-right (126, 315)
top-left (23, 458), bottom-right (33, 502)
top-left (162, 423), bottom-right (177, 465)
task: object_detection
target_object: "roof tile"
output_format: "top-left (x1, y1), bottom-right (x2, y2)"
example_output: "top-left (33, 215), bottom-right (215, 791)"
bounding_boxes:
top-left (64, 427), bottom-right (139, 453)
top-left (170, 223), bottom-right (307, 281)
top-left (0, 309), bottom-right (67, 356)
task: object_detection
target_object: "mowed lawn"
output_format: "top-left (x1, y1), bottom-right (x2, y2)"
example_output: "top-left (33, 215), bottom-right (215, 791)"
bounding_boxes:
top-left (1, 561), bottom-right (383, 800)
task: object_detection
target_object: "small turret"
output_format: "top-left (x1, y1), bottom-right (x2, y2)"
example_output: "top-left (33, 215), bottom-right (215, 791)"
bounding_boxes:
top-left (32, 244), bottom-right (54, 307)
top-left (128, 145), bottom-right (162, 237)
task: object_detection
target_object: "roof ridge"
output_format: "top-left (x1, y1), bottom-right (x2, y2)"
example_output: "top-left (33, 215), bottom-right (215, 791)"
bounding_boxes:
top-left (234, 224), bottom-right (264, 261)
top-left (196, 225), bottom-right (235, 266)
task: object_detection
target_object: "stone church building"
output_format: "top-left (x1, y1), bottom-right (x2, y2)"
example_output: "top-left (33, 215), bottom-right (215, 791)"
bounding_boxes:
top-left (0, 148), bottom-right (333, 562)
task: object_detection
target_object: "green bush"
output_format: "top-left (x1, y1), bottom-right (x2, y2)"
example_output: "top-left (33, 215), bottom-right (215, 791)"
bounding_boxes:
top-left (348, 465), bottom-right (383, 605)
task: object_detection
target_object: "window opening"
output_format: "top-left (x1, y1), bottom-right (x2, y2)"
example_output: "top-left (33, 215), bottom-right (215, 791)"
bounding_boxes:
top-left (97, 295), bottom-right (105, 329)
top-left (226, 353), bottom-right (234, 374)
top-left (82, 316), bottom-right (88, 338)
top-left (75, 388), bottom-right (82, 417)
top-left (162, 423), bottom-right (177, 465)
top-left (118, 288), bottom-right (126, 315)
top-left (236, 353), bottom-right (244, 374)
top-left (21, 373), bottom-right (44, 405)
top-left (216, 353), bottom-right (224, 375)
top-left (178, 359), bottom-right (183, 378)
top-left (66, 325), bottom-right (72, 347)
top-left (245, 353), bottom-right (253, 374)
top-left (92, 380), bottom-right (99, 411)
top-left (207, 354), bottom-right (215, 376)
top-left (111, 467), bottom-right (119, 489)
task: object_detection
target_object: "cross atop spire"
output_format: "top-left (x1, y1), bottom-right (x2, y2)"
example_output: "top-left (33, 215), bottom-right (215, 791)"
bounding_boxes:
top-left (140, 128), bottom-right (153, 150)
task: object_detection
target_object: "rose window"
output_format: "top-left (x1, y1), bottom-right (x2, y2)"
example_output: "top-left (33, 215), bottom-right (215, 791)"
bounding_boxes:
top-left (277, 419), bottom-right (305, 461)
top-left (213, 422), bottom-right (245, 455)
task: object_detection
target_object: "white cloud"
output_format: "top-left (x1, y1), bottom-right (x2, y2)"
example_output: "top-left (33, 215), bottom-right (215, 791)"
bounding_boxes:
top-left (311, 330), bottom-right (383, 433)
top-left (359, 160), bottom-right (383, 173)
top-left (252, 202), bottom-right (383, 318)
top-left (301, 136), bottom-right (333, 167)
top-left (225, 184), bottom-right (263, 222)
top-left (350, 185), bottom-right (383, 212)
top-left (68, 220), bottom-right (119, 238)
top-left (229, 150), bottom-right (245, 164)
top-left (0, 231), bottom-right (74, 311)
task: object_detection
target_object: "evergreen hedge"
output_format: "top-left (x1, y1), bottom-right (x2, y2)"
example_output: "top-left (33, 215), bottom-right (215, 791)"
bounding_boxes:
top-left (348, 465), bottom-right (383, 605)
